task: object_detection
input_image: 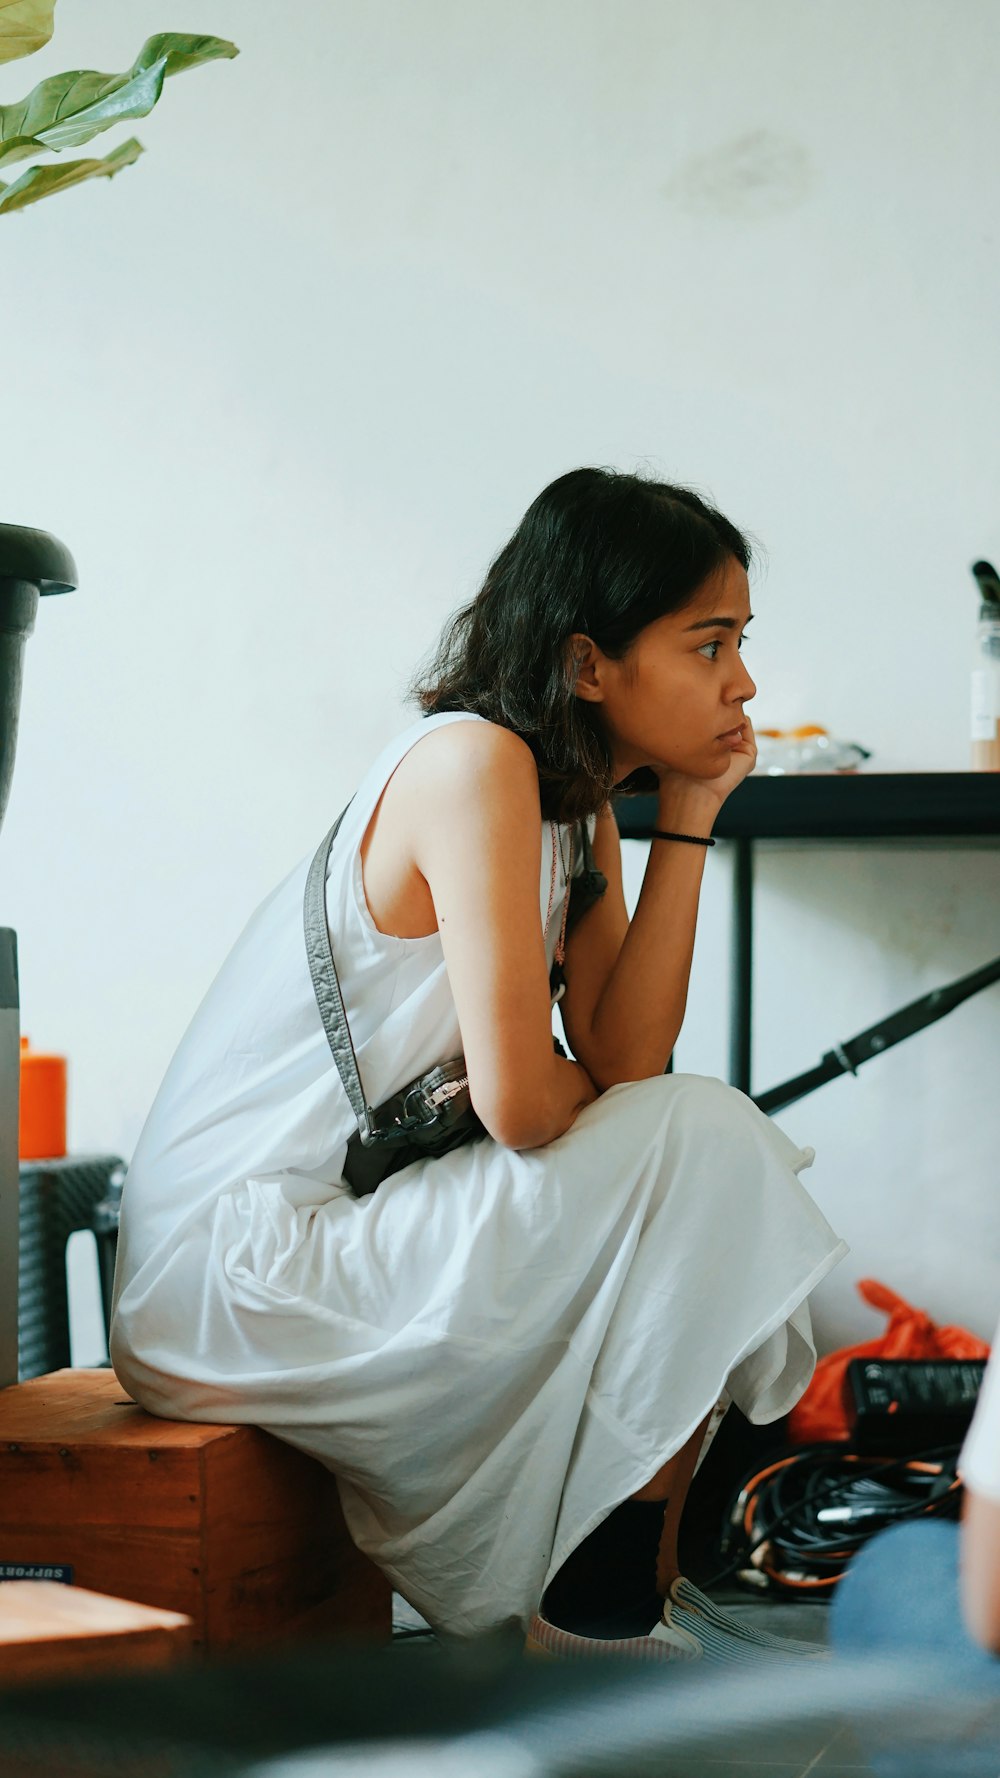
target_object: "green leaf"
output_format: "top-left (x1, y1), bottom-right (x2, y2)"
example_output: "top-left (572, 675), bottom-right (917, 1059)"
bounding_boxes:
top-left (0, 32), bottom-right (237, 168)
top-left (0, 133), bottom-right (142, 212)
top-left (0, 0), bottom-right (57, 66)
top-left (131, 33), bottom-right (239, 82)
top-left (0, 56), bottom-right (166, 168)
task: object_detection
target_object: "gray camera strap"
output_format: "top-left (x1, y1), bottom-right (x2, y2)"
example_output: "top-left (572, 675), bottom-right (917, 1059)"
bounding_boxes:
top-left (303, 797), bottom-right (384, 1147)
top-left (304, 797), bottom-right (605, 1152)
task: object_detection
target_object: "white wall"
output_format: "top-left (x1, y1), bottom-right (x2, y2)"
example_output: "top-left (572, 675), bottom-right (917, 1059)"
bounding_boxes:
top-left (4, 0), bottom-right (998, 1364)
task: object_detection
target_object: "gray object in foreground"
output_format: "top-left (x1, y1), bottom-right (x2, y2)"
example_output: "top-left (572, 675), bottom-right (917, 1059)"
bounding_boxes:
top-left (0, 522), bottom-right (77, 1389)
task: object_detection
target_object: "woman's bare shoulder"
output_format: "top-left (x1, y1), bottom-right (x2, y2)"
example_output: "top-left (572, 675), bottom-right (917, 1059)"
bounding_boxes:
top-left (406, 716), bottom-right (536, 793)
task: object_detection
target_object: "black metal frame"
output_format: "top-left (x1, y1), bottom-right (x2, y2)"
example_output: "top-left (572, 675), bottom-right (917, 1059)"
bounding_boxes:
top-left (614, 773), bottom-right (1000, 1102)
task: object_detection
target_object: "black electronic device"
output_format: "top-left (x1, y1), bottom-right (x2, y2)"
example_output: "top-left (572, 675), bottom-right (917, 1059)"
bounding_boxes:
top-left (844, 1357), bottom-right (986, 1454)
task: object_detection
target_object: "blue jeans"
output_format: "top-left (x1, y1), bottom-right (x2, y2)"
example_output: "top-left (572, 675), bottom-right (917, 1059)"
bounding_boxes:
top-left (830, 1519), bottom-right (1000, 1777)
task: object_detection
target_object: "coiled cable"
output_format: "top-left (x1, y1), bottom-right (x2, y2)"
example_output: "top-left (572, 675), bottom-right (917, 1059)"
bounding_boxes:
top-left (702, 1441), bottom-right (964, 1596)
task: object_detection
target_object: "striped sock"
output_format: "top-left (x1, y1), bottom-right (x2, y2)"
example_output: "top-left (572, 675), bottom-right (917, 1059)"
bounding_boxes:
top-left (667, 1578), bottom-right (828, 1660)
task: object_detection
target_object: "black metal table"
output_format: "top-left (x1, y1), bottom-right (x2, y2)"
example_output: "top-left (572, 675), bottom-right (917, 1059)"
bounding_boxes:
top-left (613, 773), bottom-right (1000, 1094)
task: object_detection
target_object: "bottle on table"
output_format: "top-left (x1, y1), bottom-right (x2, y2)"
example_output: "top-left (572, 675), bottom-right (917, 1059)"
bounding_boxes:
top-left (970, 560), bottom-right (1000, 771)
top-left (19, 1035), bottom-right (67, 1160)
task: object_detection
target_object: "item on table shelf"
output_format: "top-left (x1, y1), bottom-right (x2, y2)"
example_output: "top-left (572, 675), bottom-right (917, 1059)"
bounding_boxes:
top-left (971, 559), bottom-right (1000, 771)
top-left (18, 1035), bottom-right (66, 1161)
top-left (753, 725), bottom-right (871, 775)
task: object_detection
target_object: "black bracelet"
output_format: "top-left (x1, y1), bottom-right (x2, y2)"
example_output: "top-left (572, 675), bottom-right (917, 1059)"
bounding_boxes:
top-left (651, 829), bottom-right (716, 847)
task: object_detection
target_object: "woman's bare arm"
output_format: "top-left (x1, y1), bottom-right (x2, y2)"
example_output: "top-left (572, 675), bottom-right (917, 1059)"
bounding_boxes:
top-left (560, 781), bottom-right (720, 1088)
top-left (410, 721), bottom-right (598, 1149)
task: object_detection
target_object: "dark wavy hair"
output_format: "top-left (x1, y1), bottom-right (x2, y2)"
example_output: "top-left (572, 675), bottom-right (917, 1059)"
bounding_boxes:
top-left (405, 466), bottom-right (755, 823)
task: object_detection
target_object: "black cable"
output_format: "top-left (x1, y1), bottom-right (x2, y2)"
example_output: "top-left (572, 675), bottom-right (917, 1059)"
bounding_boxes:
top-left (701, 1441), bottom-right (963, 1592)
top-left (763, 1460), bottom-right (957, 1578)
top-left (762, 1447), bottom-right (959, 1559)
top-left (738, 1449), bottom-right (960, 1588)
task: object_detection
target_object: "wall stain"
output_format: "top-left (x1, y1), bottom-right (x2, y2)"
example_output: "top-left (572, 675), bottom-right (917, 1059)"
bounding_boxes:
top-left (661, 128), bottom-right (815, 219)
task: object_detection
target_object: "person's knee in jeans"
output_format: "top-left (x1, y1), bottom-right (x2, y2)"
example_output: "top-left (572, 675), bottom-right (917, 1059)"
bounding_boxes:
top-left (831, 1520), bottom-right (991, 1663)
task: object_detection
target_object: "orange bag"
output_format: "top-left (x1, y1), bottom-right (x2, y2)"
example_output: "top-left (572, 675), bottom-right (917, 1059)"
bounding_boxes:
top-left (787, 1278), bottom-right (992, 1444)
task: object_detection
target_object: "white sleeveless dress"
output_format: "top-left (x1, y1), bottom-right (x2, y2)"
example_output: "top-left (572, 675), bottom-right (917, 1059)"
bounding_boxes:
top-left (110, 709), bottom-right (849, 1639)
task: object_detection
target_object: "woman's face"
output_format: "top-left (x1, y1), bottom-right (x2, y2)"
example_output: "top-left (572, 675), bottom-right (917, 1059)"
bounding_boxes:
top-left (571, 555), bottom-right (757, 784)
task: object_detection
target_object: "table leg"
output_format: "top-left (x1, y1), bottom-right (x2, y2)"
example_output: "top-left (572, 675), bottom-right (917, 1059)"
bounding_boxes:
top-left (730, 838), bottom-right (754, 1093)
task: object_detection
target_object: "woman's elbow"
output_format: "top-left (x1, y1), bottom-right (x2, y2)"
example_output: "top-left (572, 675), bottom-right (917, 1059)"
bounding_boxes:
top-left (963, 1590), bottom-right (1000, 1656)
top-left (959, 1489), bottom-right (1000, 1654)
top-left (475, 1093), bottom-right (552, 1151)
top-left (470, 1062), bottom-right (576, 1151)
top-left (963, 1587), bottom-right (1000, 1655)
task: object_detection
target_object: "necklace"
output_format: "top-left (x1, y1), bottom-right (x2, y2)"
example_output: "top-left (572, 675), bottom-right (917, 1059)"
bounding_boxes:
top-left (544, 820), bottom-right (575, 965)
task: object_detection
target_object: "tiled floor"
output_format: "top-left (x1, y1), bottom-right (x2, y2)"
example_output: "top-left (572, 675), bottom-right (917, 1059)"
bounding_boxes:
top-left (390, 1586), bottom-right (880, 1774)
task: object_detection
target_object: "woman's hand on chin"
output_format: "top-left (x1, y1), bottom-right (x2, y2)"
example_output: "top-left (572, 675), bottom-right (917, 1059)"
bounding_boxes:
top-left (654, 716), bottom-right (758, 811)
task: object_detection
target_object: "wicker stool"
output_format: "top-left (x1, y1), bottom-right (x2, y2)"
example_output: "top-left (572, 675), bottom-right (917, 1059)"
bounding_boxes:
top-left (18, 1154), bottom-right (124, 1380)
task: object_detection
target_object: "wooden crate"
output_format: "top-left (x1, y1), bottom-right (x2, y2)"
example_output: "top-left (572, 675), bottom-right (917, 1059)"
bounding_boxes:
top-left (0, 1370), bottom-right (391, 1651)
top-left (0, 1580), bottom-right (192, 1686)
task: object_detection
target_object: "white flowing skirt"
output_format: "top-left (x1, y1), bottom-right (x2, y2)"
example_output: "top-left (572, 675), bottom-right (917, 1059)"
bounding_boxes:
top-left (111, 1072), bottom-right (849, 1639)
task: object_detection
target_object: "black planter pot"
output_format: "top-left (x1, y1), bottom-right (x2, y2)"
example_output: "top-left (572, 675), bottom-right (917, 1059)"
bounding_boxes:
top-left (1, 523), bottom-right (77, 1385)
top-left (0, 523), bottom-right (77, 836)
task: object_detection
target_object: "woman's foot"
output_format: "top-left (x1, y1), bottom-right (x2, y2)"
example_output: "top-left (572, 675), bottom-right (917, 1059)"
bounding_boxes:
top-left (525, 1602), bottom-right (701, 1663)
top-left (526, 1575), bottom-right (827, 1665)
top-left (666, 1576), bottom-right (827, 1659)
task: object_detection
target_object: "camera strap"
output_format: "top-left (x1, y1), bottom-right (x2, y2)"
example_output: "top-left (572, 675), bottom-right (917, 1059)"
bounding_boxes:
top-left (303, 797), bottom-right (382, 1145)
top-left (304, 795), bottom-right (606, 1149)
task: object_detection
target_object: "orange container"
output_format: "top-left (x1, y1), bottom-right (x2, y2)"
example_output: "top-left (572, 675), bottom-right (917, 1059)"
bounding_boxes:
top-left (19, 1035), bottom-right (67, 1161)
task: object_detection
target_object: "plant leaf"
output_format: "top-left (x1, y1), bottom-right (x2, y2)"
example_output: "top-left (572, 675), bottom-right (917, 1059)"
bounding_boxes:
top-left (0, 133), bottom-right (142, 212)
top-left (131, 33), bottom-right (239, 82)
top-left (0, 33), bottom-right (237, 167)
top-left (0, 57), bottom-right (166, 168)
top-left (0, 0), bottom-right (57, 66)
